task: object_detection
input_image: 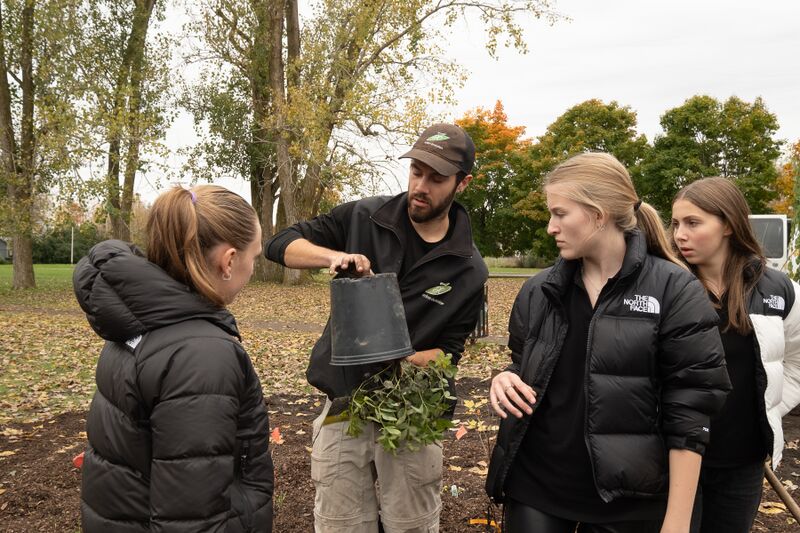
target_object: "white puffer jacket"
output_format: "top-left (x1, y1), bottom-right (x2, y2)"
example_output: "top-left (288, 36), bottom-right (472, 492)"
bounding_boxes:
top-left (750, 268), bottom-right (800, 468)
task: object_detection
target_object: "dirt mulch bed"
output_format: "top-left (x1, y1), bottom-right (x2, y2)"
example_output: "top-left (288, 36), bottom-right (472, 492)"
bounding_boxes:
top-left (1, 378), bottom-right (799, 532)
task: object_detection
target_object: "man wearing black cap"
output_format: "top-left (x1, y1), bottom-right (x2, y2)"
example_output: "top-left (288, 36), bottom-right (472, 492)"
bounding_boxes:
top-left (265, 123), bottom-right (488, 532)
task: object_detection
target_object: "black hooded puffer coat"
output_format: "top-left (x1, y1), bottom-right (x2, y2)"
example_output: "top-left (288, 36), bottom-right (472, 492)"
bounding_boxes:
top-left (73, 240), bottom-right (273, 532)
top-left (486, 231), bottom-right (731, 504)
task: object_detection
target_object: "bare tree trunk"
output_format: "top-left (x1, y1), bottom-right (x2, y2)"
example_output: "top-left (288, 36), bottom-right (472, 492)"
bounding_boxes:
top-left (119, 149), bottom-right (137, 241)
top-left (106, 47), bottom-right (132, 239)
top-left (106, 136), bottom-right (123, 237)
top-left (285, 0), bottom-right (300, 87)
top-left (107, 0), bottom-right (155, 241)
top-left (249, 0), bottom-right (281, 282)
top-left (118, 0), bottom-right (156, 241)
top-left (0, 2), bottom-right (18, 179)
top-left (258, 167), bottom-right (285, 282)
top-left (265, 0), bottom-right (302, 285)
top-left (9, 1), bottom-right (36, 289)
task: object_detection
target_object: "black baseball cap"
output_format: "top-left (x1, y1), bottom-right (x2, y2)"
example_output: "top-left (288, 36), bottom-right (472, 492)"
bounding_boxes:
top-left (399, 123), bottom-right (475, 177)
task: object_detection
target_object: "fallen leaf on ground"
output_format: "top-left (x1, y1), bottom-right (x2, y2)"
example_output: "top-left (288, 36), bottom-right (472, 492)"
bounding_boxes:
top-left (468, 518), bottom-right (500, 531)
top-left (759, 501), bottom-right (787, 514)
top-left (468, 465), bottom-right (488, 476)
top-left (270, 427), bottom-right (285, 445)
top-left (455, 425), bottom-right (467, 440)
top-left (72, 451), bottom-right (84, 469)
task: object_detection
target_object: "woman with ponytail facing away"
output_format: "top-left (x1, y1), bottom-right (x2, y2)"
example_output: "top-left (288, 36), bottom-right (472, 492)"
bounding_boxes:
top-left (74, 185), bottom-right (274, 532)
top-left (485, 153), bottom-right (731, 532)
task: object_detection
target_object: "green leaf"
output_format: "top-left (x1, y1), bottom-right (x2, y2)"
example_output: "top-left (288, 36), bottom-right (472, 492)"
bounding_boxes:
top-left (345, 354), bottom-right (457, 453)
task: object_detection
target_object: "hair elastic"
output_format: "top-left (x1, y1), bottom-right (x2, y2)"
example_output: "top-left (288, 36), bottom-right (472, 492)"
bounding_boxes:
top-left (634, 199), bottom-right (642, 212)
top-left (189, 190), bottom-right (197, 204)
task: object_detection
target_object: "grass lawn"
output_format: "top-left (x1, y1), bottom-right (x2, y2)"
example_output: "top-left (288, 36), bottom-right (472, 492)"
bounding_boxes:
top-left (487, 266), bottom-right (540, 275)
top-left (0, 263), bottom-right (75, 291)
top-left (0, 264), bottom-right (539, 285)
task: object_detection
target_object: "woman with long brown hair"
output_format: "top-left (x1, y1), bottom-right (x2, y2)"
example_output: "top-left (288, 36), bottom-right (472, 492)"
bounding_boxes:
top-left (671, 177), bottom-right (800, 532)
top-left (485, 153), bottom-right (731, 532)
top-left (74, 185), bottom-right (274, 532)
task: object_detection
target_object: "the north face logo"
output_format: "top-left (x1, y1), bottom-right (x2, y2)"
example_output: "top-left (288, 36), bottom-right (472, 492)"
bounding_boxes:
top-left (125, 335), bottom-right (143, 350)
top-left (764, 295), bottom-right (785, 311)
top-left (623, 295), bottom-right (660, 314)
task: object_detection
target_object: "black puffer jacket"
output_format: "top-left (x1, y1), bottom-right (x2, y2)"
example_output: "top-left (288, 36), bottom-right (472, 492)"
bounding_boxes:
top-left (486, 231), bottom-right (731, 504)
top-left (73, 240), bottom-right (274, 532)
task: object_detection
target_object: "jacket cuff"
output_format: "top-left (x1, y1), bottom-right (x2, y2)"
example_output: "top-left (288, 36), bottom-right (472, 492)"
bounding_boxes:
top-left (265, 229), bottom-right (303, 265)
top-left (664, 434), bottom-right (707, 455)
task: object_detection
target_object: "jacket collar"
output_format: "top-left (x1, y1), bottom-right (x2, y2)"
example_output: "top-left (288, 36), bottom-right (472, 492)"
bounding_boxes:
top-left (371, 192), bottom-right (477, 258)
top-left (543, 229), bottom-right (649, 298)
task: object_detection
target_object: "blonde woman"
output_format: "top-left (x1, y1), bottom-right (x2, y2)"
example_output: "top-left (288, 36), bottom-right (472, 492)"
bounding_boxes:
top-left (671, 177), bottom-right (800, 532)
top-left (485, 153), bottom-right (731, 532)
top-left (74, 185), bottom-right (273, 532)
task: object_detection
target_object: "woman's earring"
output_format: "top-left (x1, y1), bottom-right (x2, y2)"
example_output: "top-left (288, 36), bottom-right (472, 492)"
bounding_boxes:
top-left (222, 272), bottom-right (232, 281)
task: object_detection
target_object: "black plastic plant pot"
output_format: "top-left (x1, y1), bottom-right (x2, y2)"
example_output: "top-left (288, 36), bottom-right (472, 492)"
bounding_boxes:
top-left (330, 273), bottom-right (414, 366)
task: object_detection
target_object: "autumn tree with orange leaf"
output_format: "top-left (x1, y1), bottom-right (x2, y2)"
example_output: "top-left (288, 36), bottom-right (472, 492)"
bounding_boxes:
top-left (456, 101), bottom-right (535, 256)
top-left (779, 140), bottom-right (800, 280)
top-left (514, 99), bottom-right (650, 260)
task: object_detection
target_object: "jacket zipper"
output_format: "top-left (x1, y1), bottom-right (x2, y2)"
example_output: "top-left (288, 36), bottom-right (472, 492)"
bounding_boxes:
top-left (583, 294), bottom-right (606, 502)
top-left (583, 276), bottom-right (625, 503)
top-left (238, 439), bottom-right (254, 531)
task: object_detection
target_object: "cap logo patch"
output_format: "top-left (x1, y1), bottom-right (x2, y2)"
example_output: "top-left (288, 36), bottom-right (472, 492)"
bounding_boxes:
top-left (425, 282), bottom-right (452, 296)
top-left (426, 133), bottom-right (450, 142)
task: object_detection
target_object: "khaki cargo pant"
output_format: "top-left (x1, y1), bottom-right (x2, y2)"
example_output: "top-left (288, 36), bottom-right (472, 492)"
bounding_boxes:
top-left (311, 399), bottom-right (443, 533)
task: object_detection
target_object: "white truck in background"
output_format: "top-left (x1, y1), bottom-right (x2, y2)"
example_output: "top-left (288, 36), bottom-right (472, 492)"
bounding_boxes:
top-left (749, 214), bottom-right (793, 273)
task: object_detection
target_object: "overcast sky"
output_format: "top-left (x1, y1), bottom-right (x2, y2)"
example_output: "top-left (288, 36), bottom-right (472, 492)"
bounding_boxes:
top-left (450, 0), bottom-right (800, 143)
top-left (147, 0), bottom-right (800, 202)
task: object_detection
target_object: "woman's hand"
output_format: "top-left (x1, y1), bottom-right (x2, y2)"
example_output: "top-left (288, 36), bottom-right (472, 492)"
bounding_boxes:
top-left (489, 371), bottom-right (536, 418)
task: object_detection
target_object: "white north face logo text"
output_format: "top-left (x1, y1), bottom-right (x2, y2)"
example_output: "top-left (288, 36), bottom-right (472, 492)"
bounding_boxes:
top-left (764, 295), bottom-right (786, 311)
top-left (125, 335), bottom-right (143, 350)
top-left (623, 295), bottom-right (661, 314)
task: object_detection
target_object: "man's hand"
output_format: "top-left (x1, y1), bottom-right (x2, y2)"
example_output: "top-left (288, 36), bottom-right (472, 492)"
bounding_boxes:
top-left (329, 253), bottom-right (372, 277)
top-left (405, 349), bottom-right (443, 367)
top-left (282, 240), bottom-right (373, 275)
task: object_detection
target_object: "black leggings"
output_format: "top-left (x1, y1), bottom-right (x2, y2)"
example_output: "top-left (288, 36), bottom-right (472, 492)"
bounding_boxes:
top-left (504, 500), bottom-right (662, 533)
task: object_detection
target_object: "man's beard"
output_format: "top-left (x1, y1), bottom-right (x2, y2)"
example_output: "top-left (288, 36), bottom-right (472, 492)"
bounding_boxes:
top-left (407, 185), bottom-right (458, 223)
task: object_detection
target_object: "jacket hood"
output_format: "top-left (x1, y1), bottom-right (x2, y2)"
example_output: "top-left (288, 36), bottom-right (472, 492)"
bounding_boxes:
top-left (73, 240), bottom-right (239, 343)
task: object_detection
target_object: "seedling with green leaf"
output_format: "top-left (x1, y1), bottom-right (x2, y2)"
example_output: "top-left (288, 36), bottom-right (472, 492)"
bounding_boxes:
top-left (346, 353), bottom-right (457, 453)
